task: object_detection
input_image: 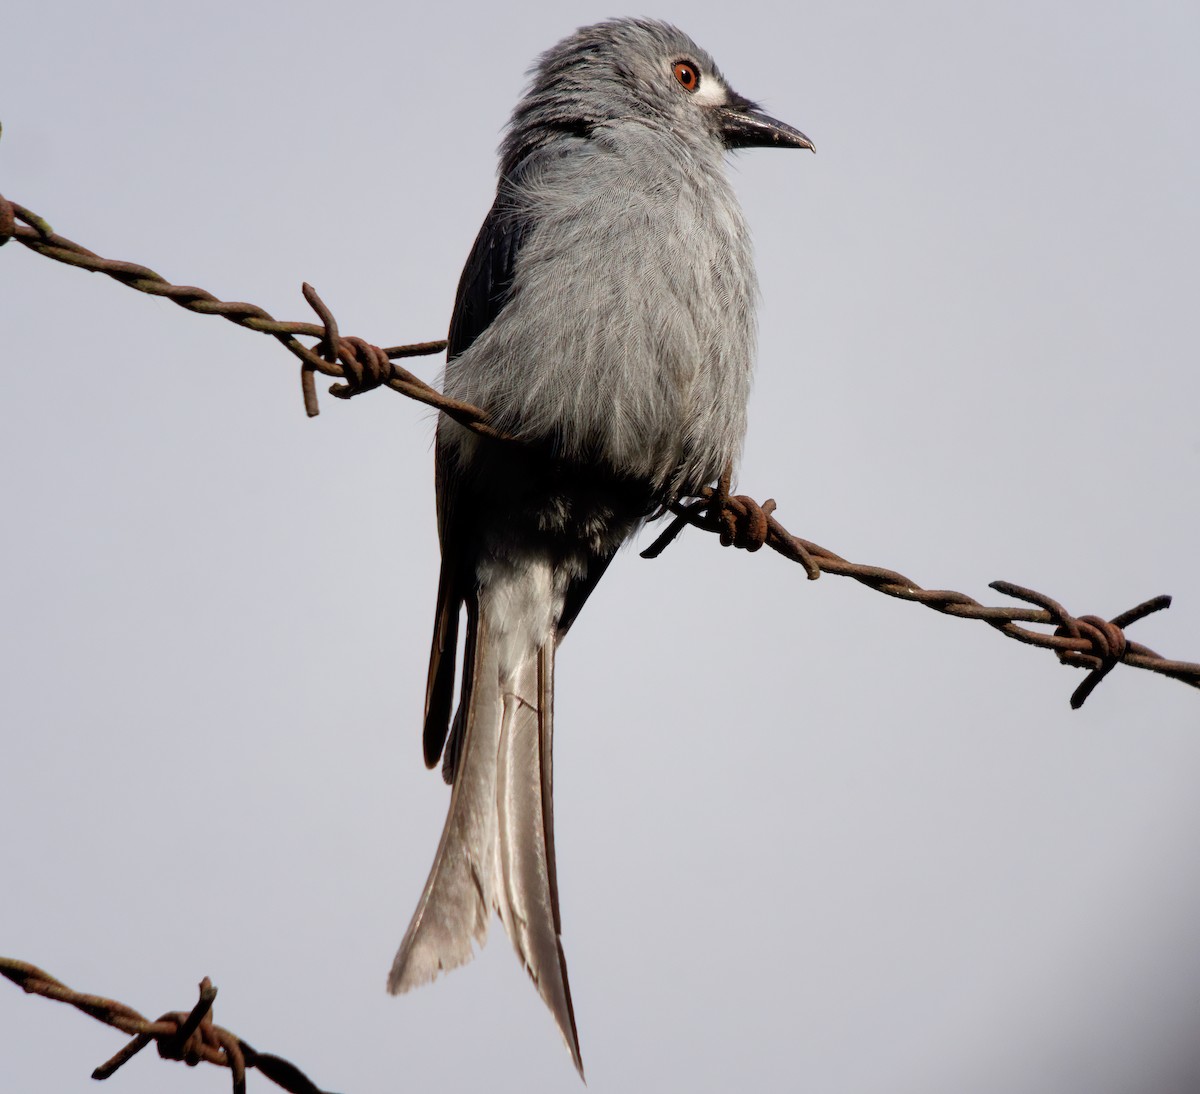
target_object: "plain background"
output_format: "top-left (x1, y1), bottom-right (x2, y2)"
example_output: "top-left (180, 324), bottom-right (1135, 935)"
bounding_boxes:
top-left (2, 3), bottom-right (1198, 1092)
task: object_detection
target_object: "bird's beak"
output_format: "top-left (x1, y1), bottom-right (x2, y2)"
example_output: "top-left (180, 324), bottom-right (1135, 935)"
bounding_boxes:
top-left (719, 94), bottom-right (815, 152)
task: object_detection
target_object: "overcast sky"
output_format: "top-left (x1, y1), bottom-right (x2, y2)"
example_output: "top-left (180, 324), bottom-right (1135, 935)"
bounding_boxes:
top-left (2, 2), bottom-right (1198, 1093)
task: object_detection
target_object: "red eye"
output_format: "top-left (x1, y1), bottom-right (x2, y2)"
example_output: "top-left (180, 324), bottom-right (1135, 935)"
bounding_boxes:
top-left (672, 60), bottom-right (700, 93)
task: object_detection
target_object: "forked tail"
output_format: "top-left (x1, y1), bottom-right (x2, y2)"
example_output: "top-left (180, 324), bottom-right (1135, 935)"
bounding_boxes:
top-left (388, 598), bottom-right (582, 1075)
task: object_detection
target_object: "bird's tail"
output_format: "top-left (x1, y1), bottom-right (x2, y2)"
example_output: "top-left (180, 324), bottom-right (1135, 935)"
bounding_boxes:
top-left (388, 594), bottom-right (582, 1075)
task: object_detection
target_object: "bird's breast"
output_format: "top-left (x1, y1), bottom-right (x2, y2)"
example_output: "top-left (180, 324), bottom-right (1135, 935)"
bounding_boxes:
top-left (449, 145), bottom-right (757, 493)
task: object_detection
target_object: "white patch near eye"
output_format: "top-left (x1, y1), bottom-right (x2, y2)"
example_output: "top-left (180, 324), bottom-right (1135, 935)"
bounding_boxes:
top-left (692, 76), bottom-right (729, 107)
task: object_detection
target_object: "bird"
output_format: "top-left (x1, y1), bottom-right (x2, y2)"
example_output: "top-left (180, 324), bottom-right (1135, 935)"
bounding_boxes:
top-left (387, 17), bottom-right (812, 1076)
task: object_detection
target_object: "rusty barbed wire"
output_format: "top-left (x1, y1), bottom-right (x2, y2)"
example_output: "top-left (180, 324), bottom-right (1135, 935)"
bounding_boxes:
top-left (643, 488), bottom-right (1200, 708)
top-left (2, 189), bottom-right (1197, 709)
top-left (0, 190), bottom-right (476, 427)
top-left (0, 957), bottom-right (337, 1094)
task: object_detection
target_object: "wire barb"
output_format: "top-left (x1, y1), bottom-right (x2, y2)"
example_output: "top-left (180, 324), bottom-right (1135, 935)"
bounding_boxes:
top-left (990, 584), bottom-right (1176, 708)
top-left (2, 188), bottom-right (1197, 709)
top-left (1, 957), bottom-right (336, 1094)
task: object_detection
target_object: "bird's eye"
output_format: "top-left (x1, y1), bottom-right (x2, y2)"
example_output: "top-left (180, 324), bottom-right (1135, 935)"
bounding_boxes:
top-left (672, 61), bottom-right (700, 93)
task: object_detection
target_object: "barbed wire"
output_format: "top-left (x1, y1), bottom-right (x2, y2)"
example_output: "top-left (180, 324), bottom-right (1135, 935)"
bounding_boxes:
top-left (644, 488), bottom-right (1198, 708)
top-left (0, 957), bottom-right (337, 1094)
top-left (0, 189), bottom-right (474, 426)
top-left (1, 189), bottom-right (1197, 709)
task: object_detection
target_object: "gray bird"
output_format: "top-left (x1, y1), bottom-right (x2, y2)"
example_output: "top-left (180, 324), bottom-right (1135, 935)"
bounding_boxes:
top-left (387, 18), bottom-right (812, 1075)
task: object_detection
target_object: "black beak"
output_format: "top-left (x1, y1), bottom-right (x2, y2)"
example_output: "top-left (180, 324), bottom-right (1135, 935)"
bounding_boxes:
top-left (719, 93), bottom-right (814, 152)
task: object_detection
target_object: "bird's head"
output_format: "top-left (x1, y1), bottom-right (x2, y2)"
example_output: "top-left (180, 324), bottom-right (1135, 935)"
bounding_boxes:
top-left (501, 18), bottom-right (813, 174)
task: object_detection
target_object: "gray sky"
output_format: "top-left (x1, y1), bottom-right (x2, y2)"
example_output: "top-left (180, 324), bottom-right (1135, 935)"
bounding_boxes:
top-left (2, 2), bottom-right (1198, 1092)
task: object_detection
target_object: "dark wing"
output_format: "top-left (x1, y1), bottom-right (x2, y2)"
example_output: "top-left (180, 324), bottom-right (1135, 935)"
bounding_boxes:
top-left (446, 194), bottom-right (532, 362)
top-left (423, 190), bottom-right (535, 772)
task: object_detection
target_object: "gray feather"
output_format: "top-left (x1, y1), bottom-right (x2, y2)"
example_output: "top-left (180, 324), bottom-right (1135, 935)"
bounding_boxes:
top-left (495, 642), bottom-right (580, 1072)
top-left (389, 607), bottom-right (500, 991)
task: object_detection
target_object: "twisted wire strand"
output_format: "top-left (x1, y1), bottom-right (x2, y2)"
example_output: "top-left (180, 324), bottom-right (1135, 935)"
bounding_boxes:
top-left (0, 957), bottom-right (336, 1094)
top-left (644, 488), bottom-right (1199, 707)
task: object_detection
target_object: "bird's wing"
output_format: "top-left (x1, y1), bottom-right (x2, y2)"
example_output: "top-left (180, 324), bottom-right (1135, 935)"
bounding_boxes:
top-left (446, 190), bottom-right (533, 363)
top-left (423, 181), bottom-right (536, 771)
